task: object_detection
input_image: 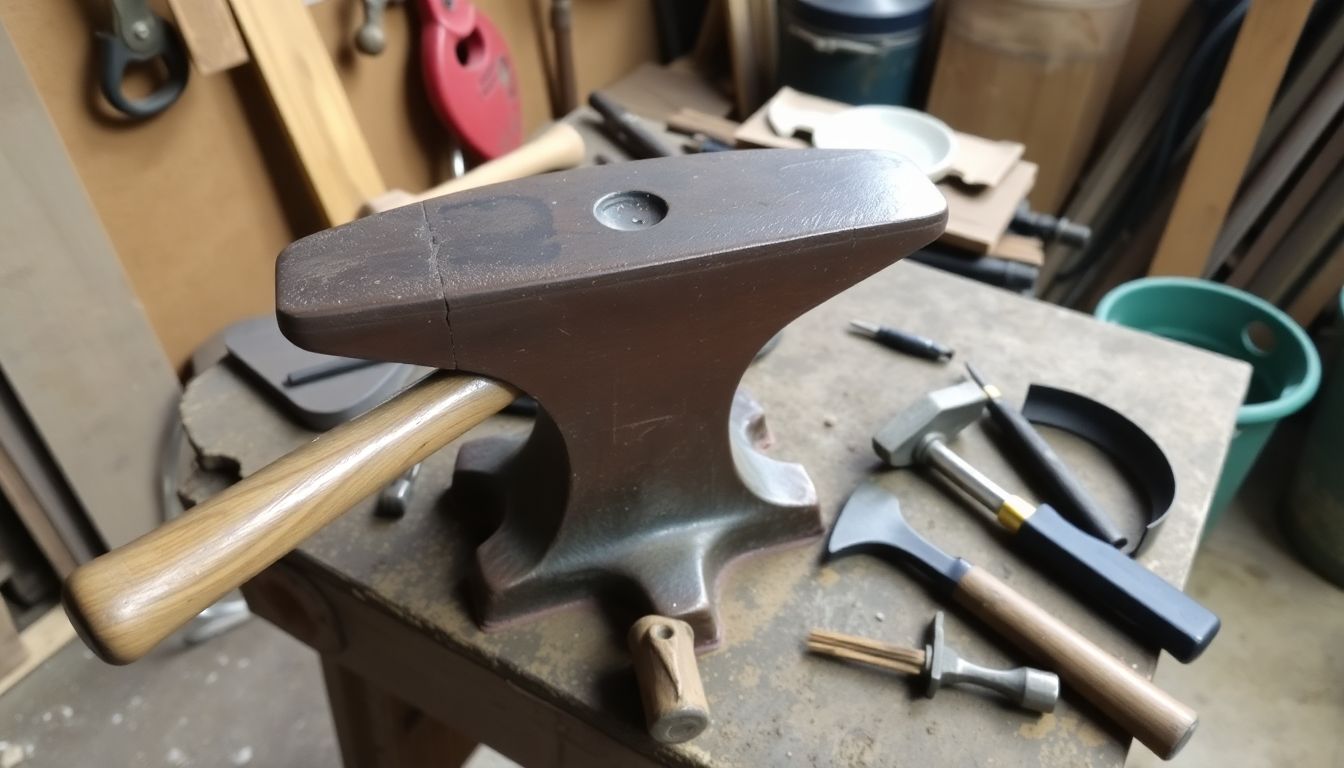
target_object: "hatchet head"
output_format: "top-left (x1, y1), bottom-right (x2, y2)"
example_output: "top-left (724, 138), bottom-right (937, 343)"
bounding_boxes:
top-left (827, 482), bottom-right (968, 590)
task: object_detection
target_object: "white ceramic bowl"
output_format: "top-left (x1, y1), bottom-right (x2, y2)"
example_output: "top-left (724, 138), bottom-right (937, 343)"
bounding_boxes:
top-left (811, 105), bottom-right (957, 181)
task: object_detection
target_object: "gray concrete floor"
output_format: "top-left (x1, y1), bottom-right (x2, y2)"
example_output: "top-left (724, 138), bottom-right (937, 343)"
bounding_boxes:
top-left (1, 451), bottom-right (1340, 767)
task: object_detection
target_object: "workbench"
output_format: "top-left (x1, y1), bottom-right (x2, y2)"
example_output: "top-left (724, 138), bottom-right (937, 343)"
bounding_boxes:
top-left (180, 259), bottom-right (1248, 767)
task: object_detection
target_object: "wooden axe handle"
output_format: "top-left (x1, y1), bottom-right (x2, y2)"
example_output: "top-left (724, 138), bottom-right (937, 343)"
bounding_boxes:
top-left (955, 566), bottom-right (1198, 759)
top-left (63, 374), bottom-right (517, 664)
top-left (363, 122), bottom-right (587, 214)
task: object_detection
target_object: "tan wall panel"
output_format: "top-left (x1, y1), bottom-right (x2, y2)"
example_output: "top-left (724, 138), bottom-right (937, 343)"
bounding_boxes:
top-left (0, 0), bottom-right (656, 370)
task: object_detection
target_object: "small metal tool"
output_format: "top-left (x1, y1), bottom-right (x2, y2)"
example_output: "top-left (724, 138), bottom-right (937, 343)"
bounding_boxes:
top-left (807, 612), bottom-right (1058, 712)
top-left (872, 381), bottom-right (1220, 663)
top-left (849, 320), bottom-right (953, 362)
top-left (965, 363), bottom-right (1126, 548)
top-left (98, 0), bottom-right (189, 118)
top-left (826, 483), bottom-right (1199, 759)
top-left (375, 463), bottom-right (420, 520)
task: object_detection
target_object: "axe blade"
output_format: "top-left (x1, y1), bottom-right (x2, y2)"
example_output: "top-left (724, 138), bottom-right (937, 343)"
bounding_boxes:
top-left (827, 482), bottom-right (966, 590)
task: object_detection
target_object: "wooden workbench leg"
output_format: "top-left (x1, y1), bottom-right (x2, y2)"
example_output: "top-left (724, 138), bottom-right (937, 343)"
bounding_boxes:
top-left (322, 658), bottom-right (477, 768)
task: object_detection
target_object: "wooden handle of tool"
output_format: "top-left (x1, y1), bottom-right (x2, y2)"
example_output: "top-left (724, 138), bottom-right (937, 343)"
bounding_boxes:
top-left (63, 374), bottom-right (517, 665)
top-left (363, 122), bottom-right (587, 214)
top-left (954, 566), bottom-right (1197, 760)
top-left (628, 615), bottom-right (710, 744)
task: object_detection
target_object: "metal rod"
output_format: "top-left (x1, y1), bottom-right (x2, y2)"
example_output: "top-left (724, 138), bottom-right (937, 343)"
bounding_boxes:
top-left (920, 438), bottom-right (1011, 512)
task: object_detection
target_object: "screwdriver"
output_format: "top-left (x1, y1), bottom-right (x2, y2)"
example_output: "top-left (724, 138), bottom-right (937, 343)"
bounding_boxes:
top-left (848, 320), bottom-right (953, 362)
top-left (965, 363), bottom-right (1128, 549)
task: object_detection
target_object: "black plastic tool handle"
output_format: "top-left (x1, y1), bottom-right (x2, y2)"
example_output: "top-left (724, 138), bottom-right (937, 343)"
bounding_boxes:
top-left (984, 393), bottom-right (1129, 548)
top-left (1016, 505), bottom-right (1220, 663)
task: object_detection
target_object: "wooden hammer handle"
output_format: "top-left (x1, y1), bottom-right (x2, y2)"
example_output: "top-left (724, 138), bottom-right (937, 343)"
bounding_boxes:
top-left (363, 122), bottom-right (587, 214)
top-left (63, 374), bottom-right (517, 665)
top-left (954, 566), bottom-right (1198, 760)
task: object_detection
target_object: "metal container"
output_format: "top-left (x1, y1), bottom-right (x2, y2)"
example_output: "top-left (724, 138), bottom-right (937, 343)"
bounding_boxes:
top-left (778, 0), bottom-right (934, 106)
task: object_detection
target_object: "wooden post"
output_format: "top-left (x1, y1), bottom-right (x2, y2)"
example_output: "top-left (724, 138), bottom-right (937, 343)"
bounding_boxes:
top-left (1147, 0), bottom-right (1315, 276)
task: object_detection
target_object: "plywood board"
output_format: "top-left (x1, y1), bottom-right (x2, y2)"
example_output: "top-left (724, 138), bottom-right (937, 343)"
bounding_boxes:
top-left (0, 23), bottom-right (181, 549)
top-left (1149, 0), bottom-right (1315, 276)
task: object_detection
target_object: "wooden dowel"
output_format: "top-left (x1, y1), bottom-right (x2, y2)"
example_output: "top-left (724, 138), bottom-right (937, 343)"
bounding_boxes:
top-left (628, 615), bottom-right (709, 744)
top-left (806, 629), bottom-right (926, 672)
top-left (63, 373), bottom-right (517, 665)
top-left (954, 566), bottom-right (1198, 759)
top-left (805, 636), bottom-right (925, 677)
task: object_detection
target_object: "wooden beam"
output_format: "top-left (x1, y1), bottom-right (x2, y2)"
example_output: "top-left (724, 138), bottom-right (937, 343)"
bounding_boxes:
top-left (166, 0), bottom-right (249, 75)
top-left (1148, 0), bottom-right (1315, 276)
top-left (227, 0), bottom-right (385, 226)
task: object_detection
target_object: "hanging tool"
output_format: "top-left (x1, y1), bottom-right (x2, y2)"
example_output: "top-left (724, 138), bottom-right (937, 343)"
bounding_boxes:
top-left (807, 612), bottom-right (1059, 713)
top-left (828, 483), bottom-right (1198, 759)
top-left (872, 381), bottom-right (1220, 663)
top-left (965, 364), bottom-right (1127, 548)
top-left (418, 0), bottom-right (522, 159)
top-left (97, 0), bottom-right (190, 118)
top-left (356, 0), bottom-right (396, 55)
top-left (588, 91), bottom-right (678, 159)
top-left (848, 320), bottom-right (954, 362)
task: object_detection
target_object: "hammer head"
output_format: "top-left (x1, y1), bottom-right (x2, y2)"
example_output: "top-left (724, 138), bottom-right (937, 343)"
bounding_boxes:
top-left (872, 380), bottom-right (987, 467)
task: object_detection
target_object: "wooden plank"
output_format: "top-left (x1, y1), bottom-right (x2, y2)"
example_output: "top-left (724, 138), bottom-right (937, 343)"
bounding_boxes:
top-left (1246, 165), bottom-right (1344, 303)
top-left (1099, 0), bottom-right (1194, 144)
top-left (1208, 55), bottom-right (1344, 275)
top-left (0, 603), bottom-right (25, 680)
top-left (1227, 120), bottom-right (1344, 288)
top-left (0, 24), bottom-right (181, 549)
top-left (725, 0), bottom-right (763, 118)
top-left (1287, 238), bottom-right (1344, 326)
top-left (0, 607), bottom-right (76, 698)
top-left (1040, 11), bottom-right (1202, 293)
top-left (1148, 0), bottom-right (1315, 276)
top-left (0, 442), bottom-right (80, 577)
top-left (166, 0), bottom-right (249, 75)
top-left (1249, 10), bottom-right (1344, 169)
top-left (227, 0), bottom-right (385, 226)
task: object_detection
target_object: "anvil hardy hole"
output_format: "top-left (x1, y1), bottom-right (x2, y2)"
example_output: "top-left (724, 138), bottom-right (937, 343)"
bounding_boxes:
top-left (593, 190), bottom-right (668, 231)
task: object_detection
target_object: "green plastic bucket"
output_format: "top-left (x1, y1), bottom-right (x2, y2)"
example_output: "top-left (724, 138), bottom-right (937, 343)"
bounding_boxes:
top-left (1282, 288), bottom-right (1344, 586)
top-left (1095, 278), bottom-right (1321, 525)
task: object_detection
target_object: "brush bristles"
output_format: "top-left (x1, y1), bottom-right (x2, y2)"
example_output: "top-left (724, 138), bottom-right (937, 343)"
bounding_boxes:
top-left (806, 629), bottom-right (925, 676)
